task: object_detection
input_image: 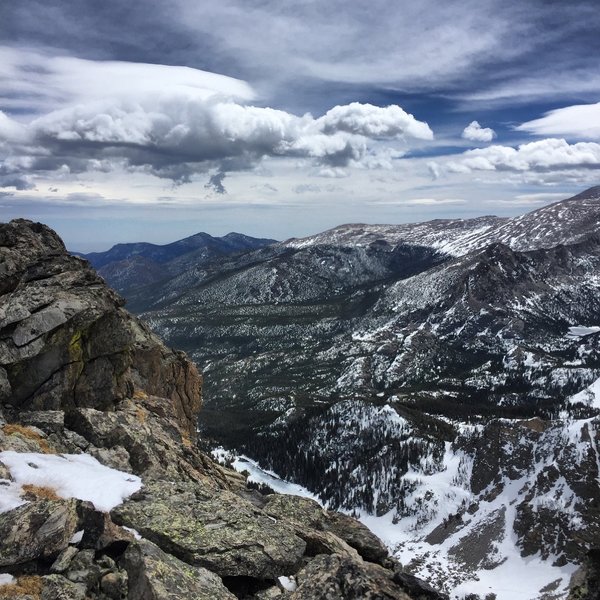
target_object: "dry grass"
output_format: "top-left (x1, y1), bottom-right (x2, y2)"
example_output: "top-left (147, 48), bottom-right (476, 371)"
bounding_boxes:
top-left (21, 484), bottom-right (61, 501)
top-left (0, 575), bottom-right (43, 599)
top-left (2, 424), bottom-right (53, 454)
top-left (135, 406), bottom-right (147, 425)
top-left (132, 389), bottom-right (149, 400)
top-left (181, 431), bottom-right (192, 449)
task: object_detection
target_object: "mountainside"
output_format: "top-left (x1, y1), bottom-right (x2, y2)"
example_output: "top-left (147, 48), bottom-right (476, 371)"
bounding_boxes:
top-left (125, 186), bottom-right (600, 599)
top-left (81, 231), bottom-right (277, 294)
top-left (0, 220), bottom-right (435, 600)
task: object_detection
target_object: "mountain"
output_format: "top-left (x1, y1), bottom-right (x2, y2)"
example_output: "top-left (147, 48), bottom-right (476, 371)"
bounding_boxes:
top-left (0, 219), bottom-right (437, 600)
top-left (123, 186), bottom-right (600, 599)
top-left (80, 231), bottom-right (277, 294)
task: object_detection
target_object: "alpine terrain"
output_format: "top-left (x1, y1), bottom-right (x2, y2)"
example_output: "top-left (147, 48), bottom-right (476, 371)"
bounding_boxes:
top-left (96, 186), bottom-right (600, 600)
top-left (0, 219), bottom-right (439, 599)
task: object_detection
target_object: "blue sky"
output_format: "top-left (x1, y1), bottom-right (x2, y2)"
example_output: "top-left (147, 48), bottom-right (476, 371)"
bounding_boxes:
top-left (1, 0), bottom-right (599, 250)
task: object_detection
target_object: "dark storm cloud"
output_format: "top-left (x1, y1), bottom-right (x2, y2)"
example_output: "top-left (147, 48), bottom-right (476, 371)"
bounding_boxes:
top-left (205, 171), bottom-right (227, 194)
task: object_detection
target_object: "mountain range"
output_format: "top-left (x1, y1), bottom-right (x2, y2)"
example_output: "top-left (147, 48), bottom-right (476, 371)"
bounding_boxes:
top-left (82, 186), bottom-right (600, 599)
top-left (80, 231), bottom-right (276, 294)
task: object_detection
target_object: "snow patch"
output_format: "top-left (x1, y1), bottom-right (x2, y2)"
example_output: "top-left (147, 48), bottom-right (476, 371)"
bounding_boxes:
top-left (567, 325), bottom-right (600, 339)
top-left (70, 529), bottom-right (84, 544)
top-left (231, 455), bottom-right (322, 502)
top-left (123, 526), bottom-right (143, 540)
top-left (0, 451), bottom-right (142, 512)
top-left (277, 575), bottom-right (298, 592)
top-left (0, 479), bottom-right (27, 514)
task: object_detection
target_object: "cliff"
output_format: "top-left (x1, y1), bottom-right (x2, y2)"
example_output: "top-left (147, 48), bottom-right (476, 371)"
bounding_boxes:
top-left (0, 220), bottom-right (441, 599)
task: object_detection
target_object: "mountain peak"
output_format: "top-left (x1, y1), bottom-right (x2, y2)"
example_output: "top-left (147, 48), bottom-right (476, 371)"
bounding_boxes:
top-left (571, 184), bottom-right (600, 199)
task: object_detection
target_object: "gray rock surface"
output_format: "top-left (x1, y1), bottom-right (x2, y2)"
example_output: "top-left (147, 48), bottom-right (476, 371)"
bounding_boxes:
top-left (0, 499), bottom-right (79, 566)
top-left (292, 553), bottom-right (415, 600)
top-left (0, 219), bottom-right (201, 440)
top-left (112, 481), bottom-right (306, 578)
top-left (121, 539), bottom-right (235, 600)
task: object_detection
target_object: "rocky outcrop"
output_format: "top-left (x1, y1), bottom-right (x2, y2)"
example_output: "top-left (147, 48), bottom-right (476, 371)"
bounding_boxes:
top-left (0, 499), bottom-right (79, 566)
top-left (121, 539), bottom-right (235, 600)
top-left (0, 220), bottom-right (437, 600)
top-left (112, 481), bottom-right (307, 579)
top-left (569, 549), bottom-right (600, 600)
top-left (0, 219), bottom-right (201, 441)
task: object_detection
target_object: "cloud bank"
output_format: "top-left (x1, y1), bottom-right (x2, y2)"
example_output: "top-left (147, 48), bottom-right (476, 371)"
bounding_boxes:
top-left (516, 102), bottom-right (600, 141)
top-left (442, 138), bottom-right (600, 175)
top-left (0, 50), bottom-right (434, 189)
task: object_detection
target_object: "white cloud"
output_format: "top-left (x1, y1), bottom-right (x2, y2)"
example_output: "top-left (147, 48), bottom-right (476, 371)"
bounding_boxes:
top-left (405, 198), bottom-right (466, 206)
top-left (461, 120), bottom-right (495, 143)
top-left (293, 183), bottom-right (321, 194)
top-left (0, 47), bottom-right (255, 113)
top-left (316, 103), bottom-right (433, 140)
top-left (0, 50), bottom-right (434, 187)
top-left (444, 138), bottom-right (600, 174)
top-left (513, 192), bottom-right (567, 204)
top-left (516, 102), bottom-right (600, 140)
top-left (0, 111), bottom-right (29, 143)
top-left (454, 71), bottom-right (600, 109)
top-left (317, 167), bottom-right (349, 178)
top-left (174, 0), bottom-right (547, 93)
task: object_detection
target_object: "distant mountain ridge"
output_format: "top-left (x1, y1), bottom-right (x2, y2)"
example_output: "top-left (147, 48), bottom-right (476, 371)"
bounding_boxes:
top-left (81, 230), bottom-right (277, 293)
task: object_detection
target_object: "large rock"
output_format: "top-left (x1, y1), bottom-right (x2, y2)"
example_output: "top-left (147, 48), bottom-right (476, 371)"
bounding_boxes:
top-left (63, 401), bottom-right (230, 485)
top-left (112, 481), bottom-right (306, 579)
top-left (120, 539), bottom-right (235, 600)
top-left (292, 553), bottom-right (414, 600)
top-left (0, 499), bottom-right (79, 566)
top-left (41, 574), bottom-right (87, 600)
top-left (569, 548), bottom-right (600, 600)
top-left (263, 495), bottom-right (389, 565)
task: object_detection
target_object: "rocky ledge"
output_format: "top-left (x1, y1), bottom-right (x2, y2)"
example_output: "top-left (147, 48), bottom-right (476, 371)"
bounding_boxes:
top-left (0, 220), bottom-right (444, 599)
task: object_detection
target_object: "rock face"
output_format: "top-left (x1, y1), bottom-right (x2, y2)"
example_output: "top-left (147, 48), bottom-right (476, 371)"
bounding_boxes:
top-left (0, 219), bottom-right (201, 440)
top-left (0, 219), bottom-right (434, 600)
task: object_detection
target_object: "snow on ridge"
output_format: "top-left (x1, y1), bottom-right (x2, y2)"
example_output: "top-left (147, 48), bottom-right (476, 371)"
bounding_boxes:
top-left (284, 191), bottom-right (600, 260)
top-left (567, 377), bottom-right (600, 410)
top-left (0, 451), bottom-right (142, 513)
top-left (228, 453), bottom-right (322, 503)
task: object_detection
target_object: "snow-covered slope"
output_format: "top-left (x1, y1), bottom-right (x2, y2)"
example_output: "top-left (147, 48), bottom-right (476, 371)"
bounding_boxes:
top-left (286, 185), bottom-right (600, 257)
top-left (217, 407), bottom-right (599, 600)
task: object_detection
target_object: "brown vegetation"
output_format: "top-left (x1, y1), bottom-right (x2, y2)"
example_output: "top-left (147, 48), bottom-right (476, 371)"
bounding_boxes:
top-left (21, 484), bottom-right (61, 501)
top-left (181, 431), bottom-right (192, 449)
top-left (135, 405), bottom-right (147, 425)
top-left (132, 389), bottom-right (149, 400)
top-left (2, 424), bottom-right (53, 453)
top-left (0, 575), bottom-right (43, 599)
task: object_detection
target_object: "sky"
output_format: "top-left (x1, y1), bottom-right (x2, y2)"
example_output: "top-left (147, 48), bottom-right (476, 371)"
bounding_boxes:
top-left (1, 0), bottom-right (599, 251)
